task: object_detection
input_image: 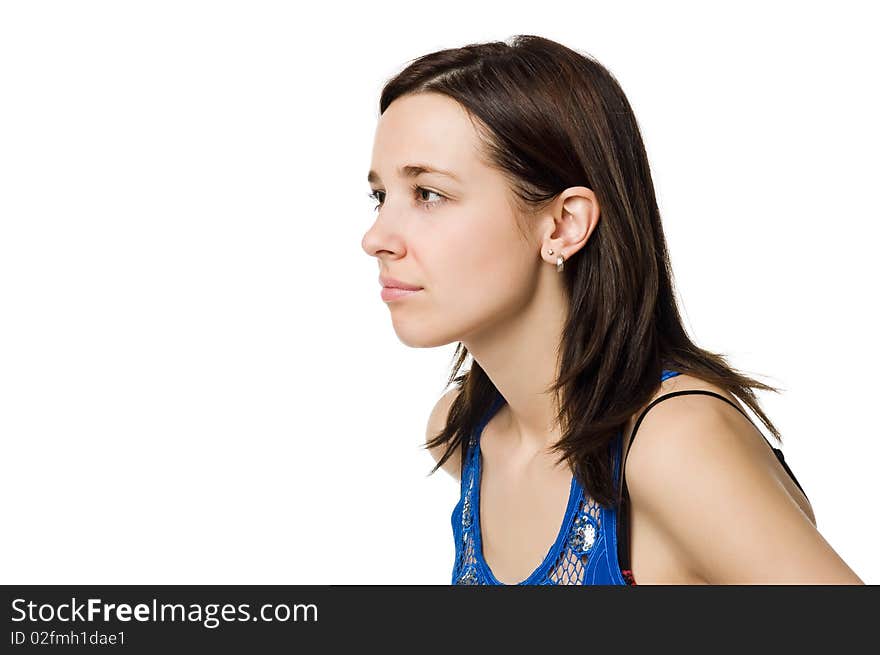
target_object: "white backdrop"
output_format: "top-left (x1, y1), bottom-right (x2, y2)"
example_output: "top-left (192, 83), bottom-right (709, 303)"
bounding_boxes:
top-left (1, 0), bottom-right (876, 584)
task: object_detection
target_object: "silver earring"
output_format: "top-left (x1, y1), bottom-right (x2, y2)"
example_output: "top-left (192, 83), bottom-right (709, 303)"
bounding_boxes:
top-left (546, 249), bottom-right (564, 272)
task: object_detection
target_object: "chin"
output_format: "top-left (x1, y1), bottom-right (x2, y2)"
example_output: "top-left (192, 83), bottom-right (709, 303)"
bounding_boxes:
top-left (391, 320), bottom-right (458, 349)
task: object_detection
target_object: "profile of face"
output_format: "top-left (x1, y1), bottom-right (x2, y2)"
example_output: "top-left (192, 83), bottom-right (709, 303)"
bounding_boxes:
top-left (362, 92), bottom-right (550, 349)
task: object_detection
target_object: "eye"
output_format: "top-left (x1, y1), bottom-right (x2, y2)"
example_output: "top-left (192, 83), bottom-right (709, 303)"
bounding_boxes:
top-left (414, 186), bottom-right (447, 210)
top-left (367, 189), bottom-right (385, 211)
top-left (366, 186), bottom-right (448, 212)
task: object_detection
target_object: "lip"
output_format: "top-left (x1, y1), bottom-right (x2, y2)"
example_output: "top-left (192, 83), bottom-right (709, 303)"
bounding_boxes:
top-left (381, 287), bottom-right (422, 302)
top-left (379, 275), bottom-right (423, 291)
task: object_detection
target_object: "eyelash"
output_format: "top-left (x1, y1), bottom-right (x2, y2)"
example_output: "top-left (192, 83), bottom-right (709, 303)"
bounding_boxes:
top-left (367, 185), bottom-right (447, 212)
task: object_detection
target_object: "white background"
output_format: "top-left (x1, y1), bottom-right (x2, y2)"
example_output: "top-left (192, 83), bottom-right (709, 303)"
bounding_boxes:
top-left (1, 1), bottom-right (876, 584)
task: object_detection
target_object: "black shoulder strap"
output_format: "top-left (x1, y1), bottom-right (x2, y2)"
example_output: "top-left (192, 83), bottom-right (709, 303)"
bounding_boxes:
top-left (619, 390), bottom-right (808, 501)
top-left (616, 389), bottom-right (810, 576)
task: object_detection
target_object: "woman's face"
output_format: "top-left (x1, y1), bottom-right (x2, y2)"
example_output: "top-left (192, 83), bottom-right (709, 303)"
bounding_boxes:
top-left (362, 92), bottom-right (541, 348)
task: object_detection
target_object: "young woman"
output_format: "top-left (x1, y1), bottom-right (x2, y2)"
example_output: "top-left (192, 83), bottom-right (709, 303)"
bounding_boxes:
top-left (361, 35), bottom-right (864, 585)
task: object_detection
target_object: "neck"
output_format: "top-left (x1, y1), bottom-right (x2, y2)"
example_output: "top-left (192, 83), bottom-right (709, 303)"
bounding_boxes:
top-left (462, 270), bottom-right (568, 459)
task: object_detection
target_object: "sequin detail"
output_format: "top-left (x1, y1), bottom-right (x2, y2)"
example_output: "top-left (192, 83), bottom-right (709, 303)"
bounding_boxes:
top-left (451, 450), bottom-right (481, 585)
top-left (456, 567), bottom-right (478, 585)
top-left (568, 512), bottom-right (597, 556)
top-left (461, 494), bottom-right (472, 529)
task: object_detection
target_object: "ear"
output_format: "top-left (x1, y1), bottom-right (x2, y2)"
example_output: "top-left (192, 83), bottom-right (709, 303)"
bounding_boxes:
top-left (539, 186), bottom-right (600, 266)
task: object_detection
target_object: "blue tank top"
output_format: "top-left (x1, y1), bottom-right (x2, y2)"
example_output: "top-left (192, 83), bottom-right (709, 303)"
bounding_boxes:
top-left (450, 370), bottom-right (681, 585)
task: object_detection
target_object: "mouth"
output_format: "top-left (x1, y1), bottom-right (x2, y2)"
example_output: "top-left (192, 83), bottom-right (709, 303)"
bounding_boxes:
top-left (381, 287), bottom-right (423, 302)
top-left (378, 275), bottom-right (423, 291)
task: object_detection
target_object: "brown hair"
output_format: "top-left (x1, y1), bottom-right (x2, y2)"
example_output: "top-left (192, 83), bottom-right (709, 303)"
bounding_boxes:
top-left (381, 34), bottom-right (785, 508)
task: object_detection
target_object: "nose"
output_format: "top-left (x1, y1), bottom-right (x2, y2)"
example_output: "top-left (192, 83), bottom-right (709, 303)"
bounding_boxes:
top-left (361, 222), bottom-right (387, 259)
top-left (361, 208), bottom-right (405, 260)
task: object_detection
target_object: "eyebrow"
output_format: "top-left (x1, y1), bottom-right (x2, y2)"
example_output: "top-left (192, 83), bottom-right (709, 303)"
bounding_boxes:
top-left (367, 164), bottom-right (461, 185)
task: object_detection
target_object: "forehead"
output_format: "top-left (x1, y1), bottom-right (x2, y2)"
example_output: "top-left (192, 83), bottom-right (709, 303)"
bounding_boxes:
top-left (370, 92), bottom-right (484, 180)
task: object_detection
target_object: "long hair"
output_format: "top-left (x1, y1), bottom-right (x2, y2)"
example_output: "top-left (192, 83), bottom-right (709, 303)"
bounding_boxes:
top-left (382, 34), bottom-right (785, 509)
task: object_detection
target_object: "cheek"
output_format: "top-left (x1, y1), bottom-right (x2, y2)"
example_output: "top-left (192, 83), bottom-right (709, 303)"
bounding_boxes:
top-left (423, 219), bottom-right (535, 318)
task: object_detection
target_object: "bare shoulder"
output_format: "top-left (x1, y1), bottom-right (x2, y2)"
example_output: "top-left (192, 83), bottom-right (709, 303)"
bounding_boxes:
top-left (425, 386), bottom-right (464, 482)
top-left (621, 373), bottom-right (743, 467)
top-left (624, 373), bottom-right (813, 521)
top-left (622, 374), bottom-right (862, 583)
